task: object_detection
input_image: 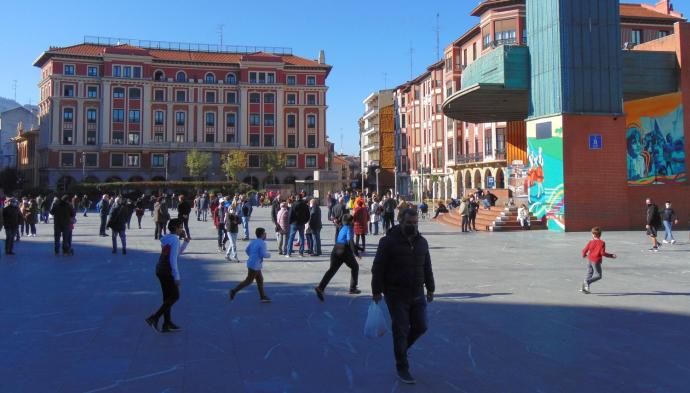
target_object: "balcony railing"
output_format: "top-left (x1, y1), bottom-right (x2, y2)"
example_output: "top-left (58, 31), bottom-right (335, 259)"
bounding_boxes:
top-left (455, 153), bottom-right (484, 164)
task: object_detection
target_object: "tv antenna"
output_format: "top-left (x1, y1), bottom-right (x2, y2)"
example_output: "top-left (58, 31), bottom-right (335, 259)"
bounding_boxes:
top-left (217, 24), bottom-right (224, 46)
top-left (434, 13), bottom-right (441, 61)
top-left (409, 43), bottom-right (415, 79)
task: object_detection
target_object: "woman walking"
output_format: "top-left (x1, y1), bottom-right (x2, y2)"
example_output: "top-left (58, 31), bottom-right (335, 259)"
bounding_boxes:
top-left (225, 203), bottom-right (241, 262)
top-left (353, 199), bottom-right (370, 253)
top-left (135, 196), bottom-right (145, 229)
top-left (314, 214), bottom-right (362, 301)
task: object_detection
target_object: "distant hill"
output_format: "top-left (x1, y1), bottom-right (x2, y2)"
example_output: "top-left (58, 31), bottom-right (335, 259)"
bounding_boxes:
top-left (0, 97), bottom-right (21, 113)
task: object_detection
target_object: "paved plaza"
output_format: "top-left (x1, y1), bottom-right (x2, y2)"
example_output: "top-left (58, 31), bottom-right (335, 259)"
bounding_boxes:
top-left (1, 207), bottom-right (689, 393)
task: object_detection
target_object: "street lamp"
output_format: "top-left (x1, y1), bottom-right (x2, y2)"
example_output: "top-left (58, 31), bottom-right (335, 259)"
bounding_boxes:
top-left (393, 166), bottom-right (398, 198)
top-left (164, 153), bottom-right (169, 181)
top-left (375, 168), bottom-right (381, 195)
top-left (81, 152), bottom-right (86, 181)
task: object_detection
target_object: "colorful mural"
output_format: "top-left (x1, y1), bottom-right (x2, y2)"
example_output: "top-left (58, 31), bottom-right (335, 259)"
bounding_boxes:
top-left (526, 117), bottom-right (565, 232)
top-left (625, 92), bottom-right (686, 185)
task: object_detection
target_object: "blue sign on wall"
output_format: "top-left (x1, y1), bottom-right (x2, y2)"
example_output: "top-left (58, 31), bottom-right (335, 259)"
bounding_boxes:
top-left (589, 134), bottom-right (603, 150)
top-left (487, 176), bottom-right (495, 188)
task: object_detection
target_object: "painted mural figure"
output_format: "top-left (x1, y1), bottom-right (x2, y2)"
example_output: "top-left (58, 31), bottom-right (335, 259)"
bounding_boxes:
top-left (626, 127), bottom-right (647, 180)
top-left (527, 146), bottom-right (545, 202)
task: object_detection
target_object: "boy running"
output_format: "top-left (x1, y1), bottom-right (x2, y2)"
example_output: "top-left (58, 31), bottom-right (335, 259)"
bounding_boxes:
top-left (229, 227), bottom-right (272, 303)
top-left (580, 227), bottom-right (617, 294)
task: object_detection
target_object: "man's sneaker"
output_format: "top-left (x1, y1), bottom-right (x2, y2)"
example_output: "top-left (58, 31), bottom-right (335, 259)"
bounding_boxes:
top-left (671, 240), bottom-right (677, 245)
top-left (397, 369), bottom-right (416, 384)
top-left (662, 240), bottom-right (669, 244)
top-left (234, 258), bottom-right (240, 263)
top-left (145, 317), bottom-right (160, 333)
top-left (653, 247), bottom-right (660, 252)
top-left (162, 323), bottom-right (181, 333)
top-left (225, 255), bottom-right (231, 261)
top-left (349, 289), bottom-right (362, 295)
top-left (260, 297), bottom-right (272, 303)
top-left (299, 253), bottom-right (305, 258)
top-left (580, 283), bottom-right (590, 294)
top-left (285, 254), bottom-right (291, 258)
top-left (314, 287), bottom-right (325, 302)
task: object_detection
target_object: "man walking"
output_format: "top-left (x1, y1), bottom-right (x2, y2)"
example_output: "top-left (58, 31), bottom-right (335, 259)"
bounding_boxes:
top-left (372, 208), bottom-right (435, 385)
top-left (459, 198), bottom-right (470, 233)
top-left (308, 198), bottom-right (323, 257)
top-left (662, 200), bottom-right (678, 245)
top-left (382, 194), bottom-right (397, 231)
top-left (97, 194), bottom-right (111, 237)
top-left (50, 195), bottom-right (75, 256)
top-left (3, 198), bottom-right (20, 255)
top-left (331, 197), bottom-right (347, 243)
top-left (286, 194), bottom-right (310, 257)
top-left (239, 197), bottom-right (253, 241)
top-left (646, 198), bottom-right (662, 252)
top-left (108, 196), bottom-right (129, 254)
top-left (177, 195), bottom-right (192, 239)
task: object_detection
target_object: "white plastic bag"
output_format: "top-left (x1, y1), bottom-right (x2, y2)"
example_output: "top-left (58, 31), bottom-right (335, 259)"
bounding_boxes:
top-left (364, 301), bottom-right (388, 338)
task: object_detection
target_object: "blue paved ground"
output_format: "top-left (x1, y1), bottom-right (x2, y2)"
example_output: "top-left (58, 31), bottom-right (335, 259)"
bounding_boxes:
top-left (1, 207), bottom-right (689, 393)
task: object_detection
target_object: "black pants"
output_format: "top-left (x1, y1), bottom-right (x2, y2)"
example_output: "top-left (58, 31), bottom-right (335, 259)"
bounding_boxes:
top-left (217, 227), bottom-right (227, 248)
top-left (318, 246), bottom-right (359, 291)
top-left (461, 215), bottom-right (469, 232)
top-left (99, 215), bottom-right (108, 235)
top-left (384, 213), bottom-right (394, 231)
top-left (232, 268), bottom-right (267, 298)
top-left (355, 234), bottom-right (366, 252)
top-left (385, 294), bottom-right (428, 372)
top-left (149, 273), bottom-right (179, 325)
top-left (469, 214), bottom-right (477, 230)
top-left (180, 217), bottom-right (190, 238)
top-left (53, 225), bottom-right (71, 254)
top-left (5, 228), bottom-right (16, 253)
top-left (154, 222), bottom-right (166, 239)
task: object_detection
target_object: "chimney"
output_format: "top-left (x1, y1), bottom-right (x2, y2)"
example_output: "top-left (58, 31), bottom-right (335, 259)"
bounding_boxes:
top-left (318, 49), bottom-right (326, 64)
top-left (655, 0), bottom-right (670, 14)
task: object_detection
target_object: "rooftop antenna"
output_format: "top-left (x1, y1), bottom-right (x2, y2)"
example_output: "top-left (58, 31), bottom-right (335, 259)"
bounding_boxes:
top-left (340, 128), bottom-right (344, 155)
top-left (217, 24), bottom-right (224, 46)
top-left (409, 43), bottom-right (415, 79)
top-left (434, 12), bottom-right (441, 61)
top-left (383, 72), bottom-right (388, 89)
top-left (12, 80), bottom-right (17, 101)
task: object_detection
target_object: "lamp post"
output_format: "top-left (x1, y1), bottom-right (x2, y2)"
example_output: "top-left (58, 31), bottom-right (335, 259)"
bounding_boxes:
top-left (165, 153), bottom-right (169, 181)
top-left (393, 166), bottom-right (398, 198)
top-left (81, 152), bottom-right (86, 181)
top-left (375, 168), bottom-right (381, 195)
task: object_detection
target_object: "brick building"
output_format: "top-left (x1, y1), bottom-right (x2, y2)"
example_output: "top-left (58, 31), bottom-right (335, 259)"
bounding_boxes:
top-left (32, 37), bottom-right (331, 191)
top-left (360, 90), bottom-right (395, 195)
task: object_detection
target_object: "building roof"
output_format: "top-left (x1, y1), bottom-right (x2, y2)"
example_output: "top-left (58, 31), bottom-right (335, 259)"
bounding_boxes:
top-left (620, 3), bottom-right (685, 21)
top-left (471, 0), bottom-right (523, 17)
top-left (33, 43), bottom-right (331, 70)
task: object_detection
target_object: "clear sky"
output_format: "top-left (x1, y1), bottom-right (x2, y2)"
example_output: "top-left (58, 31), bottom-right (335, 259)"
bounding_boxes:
top-left (1, 0), bottom-right (688, 155)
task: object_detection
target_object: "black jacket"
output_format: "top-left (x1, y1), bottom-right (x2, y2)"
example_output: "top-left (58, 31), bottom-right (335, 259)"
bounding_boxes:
top-left (271, 198), bottom-right (281, 223)
top-left (332, 203), bottom-right (346, 225)
top-left (662, 208), bottom-right (677, 222)
top-left (178, 201), bottom-right (191, 217)
top-left (289, 199), bottom-right (310, 225)
top-left (3, 205), bottom-right (20, 228)
top-left (107, 203), bottom-right (129, 231)
top-left (646, 204), bottom-right (661, 226)
top-left (371, 225), bottom-right (435, 298)
top-left (309, 205), bottom-right (322, 230)
top-left (50, 200), bottom-right (74, 228)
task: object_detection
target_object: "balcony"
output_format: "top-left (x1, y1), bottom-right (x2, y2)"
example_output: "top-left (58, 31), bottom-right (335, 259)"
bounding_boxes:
top-left (362, 143), bottom-right (379, 152)
top-left (443, 45), bottom-right (529, 123)
top-left (454, 153), bottom-right (485, 165)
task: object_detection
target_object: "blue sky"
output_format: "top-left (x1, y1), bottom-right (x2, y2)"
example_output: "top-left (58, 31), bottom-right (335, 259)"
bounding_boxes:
top-left (2, 0), bottom-right (689, 154)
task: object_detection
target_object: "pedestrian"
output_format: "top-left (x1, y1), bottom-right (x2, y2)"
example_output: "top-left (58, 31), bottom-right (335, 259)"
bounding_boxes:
top-left (370, 197), bottom-right (382, 235)
top-left (225, 203), bottom-right (241, 262)
top-left (286, 194), bottom-right (310, 258)
top-left (353, 198), bottom-right (369, 253)
top-left (276, 202), bottom-right (290, 255)
top-left (371, 208), bottom-right (435, 385)
top-left (145, 218), bottom-right (190, 333)
top-left (154, 197), bottom-right (170, 239)
top-left (662, 201), bottom-right (678, 245)
top-left (215, 197), bottom-right (227, 252)
top-left (432, 201), bottom-right (449, 220)
top-left (331, 197), bottom-right (347, 243)
top-left (97, 194), bottom-right (110, 237)
top-left (517, 204), bottom-right (531, 230)
top-left (177, 195), bottom-right (192, 239)
top-left (468, 197), bottom-right (479, 230)
top-left (314, 214), bottom-right (362, 301)
top-left (459, 198), bottom-right (470, 232)
top-left (308, 198), bottom-right (322, 257)
top-left (580, 226), bottom-right (617, 294)
top-left (382, 194), bottom-right (397, 231)
top-left (24, 198), bottom-right (38, 237)
top-left (107, 196), bottom-right (129, 255)
top-left (645, 198), bottom-right (662, 252)
top-left (80, 195), bottom-right (91, 217)
top-left (228, 227), bottom-right (272, 303)
top-left (200, 193), bottom-right (210, 222)
top-left (3, 199), bottom-right (20, 255)
top-left (16, 198), bottom-right (25, 241)
top-left (50, 195), bottom-right (74, 256)
top-left (239, 197), bottom-right (253, 241)
top-left (135, 196), bottom-right (145, 229)
top-left (39, 195), bottom-right (50, 223)
top-left (271, 193), bottom-right (281, 242)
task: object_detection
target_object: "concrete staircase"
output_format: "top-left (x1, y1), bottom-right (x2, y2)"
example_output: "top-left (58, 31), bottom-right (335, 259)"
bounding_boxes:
top-left (432, 206), bottom-right (546, 232)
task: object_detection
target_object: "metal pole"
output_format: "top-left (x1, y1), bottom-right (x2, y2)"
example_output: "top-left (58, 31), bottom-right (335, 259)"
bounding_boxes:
top-left (165, 153), bottom-right (168, 181)
top-left (375, 169), bottom-right (380, 195)
top-left (394, 166), bottom-right (398, 197)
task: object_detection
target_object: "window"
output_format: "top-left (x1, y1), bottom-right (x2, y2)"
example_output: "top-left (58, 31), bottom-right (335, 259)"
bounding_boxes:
top-left (401, 114), bottom-right (406, 128)
top-left (264, 93), bottom-right (275, 103)
top-left (474, 136), bottom-right (479, 154)
top-left (205, 112), bottom-right (216, 127)
top-left (205, 73), bottom-right (216, 84)
top-left (63, 85), bottom-right (74, 97)
top-left (226, 73), bottom-right (236, 84)
top-left (632, 29), bottom-right (643, 45)
top-left (307, 94), bottom-right (316, 105)
top-left (113, 87), bottom-right (125, 98)
top-left (176, 71), bottom-right (186, 82)
top-left (226, 113), bottom-right (236, 127)
top-left (111, 153), bottom-right (124, 167)
top-left (84, 153), bottom-right (98, 167)
top-left (152, 154), bottom-right (165, 168)
top-left (176, 112), bottom-right (186, 126)
top-left (307, 76), bottom-right (316, 85)
top-left (286, 155), bottom-right (297, 167)
top-left (472, 43), bottom-right (477, 61)
top-left (175, 133), bottom-right (185, 143)
top-left (176, 90), bottom-right (186, 102)
top-left (495, 29), bottom-right (516, 45)
top-left (63, 64), bottom-right (75, 75)
top-left (133, 67), bottom-right (141, 79)
top-left (87, 131), bottom-right (97, 145)
top-left (305, 155), bottom-right (317, 168)
top-left (267, 73), bottom-right (275, 84)
top-left (128, 88), bottom-right (140, 99)
top-left (307, 134), bottom-right (316, 148)
top-left (154, 70), bottom-right (165, 81)
top-left (205, 133), bottom-right (215, 143)
top-left (226, 92), bottom-right (236, 104)
top-left (87, 66), bottom-right (98, 77)
top-left (250, 114), bottom-right (261, 126)
top-left (128, 110), bottom-right (140, 123)
top-left (248, 154), bottom-right (260, 167)
top-left (287, 114), bottom-right (296, 128)
top-left (287, 134), bottom-right (296, 148)
top-left (128, 132), bottom-right (140, 145)
top-left (113, 65), bottom-right (121, 77)
top-left (287, 75), bottom-right (296, 85)
top-left (658, 30), bottom-right (670, 39)
top-left (225, 132), bottom-right (236, 143)
top-left (264, 114), bottom-right (274, 126)
top-left (127, 154), bottom-right (140, 167)
top-left (264, 134), bottom-right (274, 147)
top-left (249, 134), bottom-right (260, 146)
top-left (62, 129), bottom-right (73, 145)
top-left (249, 72), bottom-right (257, 84)
top-left (206, 91), bottom-right (216, 103)
top-left (155, 111), bottom-right (164, 125)
top-left (307, 115), bottom-right (316, 129)
top-left (60, 152), bottom-right (74, 167)
top-left (63, 108), bottom-right (74, 122)
top-left (249, 93), bottom-right (260, 103)
top-left (112, 109), bottom-right (124, 122)
top-left (496, 132), bottom-right (506, 153)
top-left (112, 131), bottom-right (124, 144)
top-left (483, 31), bottom-right (491, 49)
top-left (87, 86), bottom-right (98, 98)
top-left (258, 72), bottom-right (266, 84)
top-left (154, 132), bottom-right (164, 142)
top-left (287, 93), bottom-right (296, 105)
top-left (87, 109), bottom-right (97, 123)
top-left (154, 89), bottom-right (164, 101)
top-left (123, 66), bottom-right (131, 78)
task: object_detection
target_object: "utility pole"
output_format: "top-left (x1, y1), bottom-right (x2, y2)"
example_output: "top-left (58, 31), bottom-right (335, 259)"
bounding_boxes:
top-left (383, 72), bottom-right (388, 89)
top-left (218, 24), bottom-right (224, 46)
top-left (435, 13), bottom-right (441, 61)
top-left (339, 129), bottom-right (344, 155)
top-left (12, 80), bottom-right (17, 101)
top-left (409, 43), bottom-right (415, 79)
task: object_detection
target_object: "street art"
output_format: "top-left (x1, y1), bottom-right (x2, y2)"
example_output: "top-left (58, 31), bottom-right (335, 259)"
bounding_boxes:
top-left (527, 118), bottom-right (565, 232)
top-left (625, 92), bottom-right (686, 185)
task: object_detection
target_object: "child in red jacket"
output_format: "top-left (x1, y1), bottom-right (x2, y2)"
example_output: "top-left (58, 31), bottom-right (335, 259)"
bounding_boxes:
top-left (581, 227), bottom-right (617, 294)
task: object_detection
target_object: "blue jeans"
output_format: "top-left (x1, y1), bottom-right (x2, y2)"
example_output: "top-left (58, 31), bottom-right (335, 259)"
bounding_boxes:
top-left (225, 232), bottom-right (238, 259)
top-left (112, 229), bottom-right (126, 252)
top-left (287, 223), bottom-right (305, 255)
top-left (242, 217), bottom-right (250, 239)
top-left (82, 207), bottom-right (88, 216)
top-left (311, 227), bottom-right (322, 255)
top-left (373, 221), bottom-right (379, 235)
top-left (663, 220), bottom-right (675, 241)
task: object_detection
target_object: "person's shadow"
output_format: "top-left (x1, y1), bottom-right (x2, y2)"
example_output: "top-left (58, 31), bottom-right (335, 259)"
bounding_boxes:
top-left (434, 292), bottom-right (512, 300)
top-left (595, 291), bottom-right (690, 297)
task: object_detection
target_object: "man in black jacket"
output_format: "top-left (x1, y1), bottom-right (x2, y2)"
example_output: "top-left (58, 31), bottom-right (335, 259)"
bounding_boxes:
top-left (645, 198), bottom-right (662, 252)
top-left (308, 198), bottom-right (323, 256)
top-left (331, 197), bottom-right (347, 242)
top-left (372, 208), bottom-right (435, 385)
top-left (382, 194), bottom-right (398, 231)
top-left (177, 195), bottom-right (192, 239)
top-left (286, 194), bottom-right (310, 257)
top-left (3, 198), bottom-right (20, 255)
top-left (108, 196), bottom-right (129, 254)
top-left (50, 195), bottom-right (75, 256)
top-left (98, 194), bottom-right (110, 237)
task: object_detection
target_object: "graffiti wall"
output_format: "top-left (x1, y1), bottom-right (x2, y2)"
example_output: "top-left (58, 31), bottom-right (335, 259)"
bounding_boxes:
top-left (526, 116), bottom-right (565, 232)
top-left (625, 92), bottom-right (686, 185)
